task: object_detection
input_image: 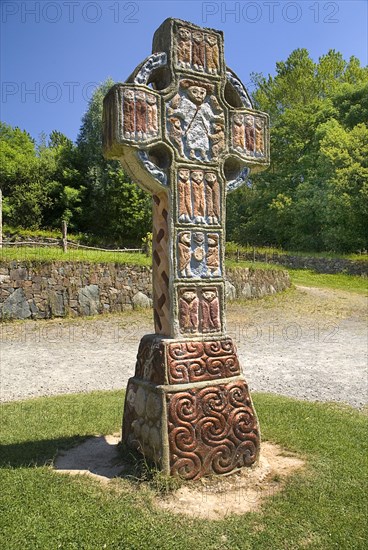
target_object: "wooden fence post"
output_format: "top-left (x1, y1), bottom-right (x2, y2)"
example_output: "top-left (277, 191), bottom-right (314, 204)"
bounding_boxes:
top-left (62, 220), bottom-right (67, 252)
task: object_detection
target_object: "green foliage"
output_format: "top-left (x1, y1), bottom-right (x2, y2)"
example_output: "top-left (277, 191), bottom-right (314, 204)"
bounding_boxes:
top-left (228, 50), bottom-right (368, 253)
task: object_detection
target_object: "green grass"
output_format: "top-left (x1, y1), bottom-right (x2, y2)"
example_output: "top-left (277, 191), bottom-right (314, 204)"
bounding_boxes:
top-left (225, 241), bottom-right (368, 262)
top-left (1, 391), bottom-right (367, 549)
top-left (0, 246), bottom-right (151, 267)
top-left (289, 268), bottom-right (368, 294)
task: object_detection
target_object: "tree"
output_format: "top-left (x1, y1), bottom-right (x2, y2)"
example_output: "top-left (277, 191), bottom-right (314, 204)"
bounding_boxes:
top-left (228, 49), bottom-right (368, 252)
top-left (76, 79), bottom-right (152, 245)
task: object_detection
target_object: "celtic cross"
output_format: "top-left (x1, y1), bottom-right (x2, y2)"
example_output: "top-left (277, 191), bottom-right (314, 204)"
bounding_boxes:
top-left (103, 18), bottom-right (269, 479)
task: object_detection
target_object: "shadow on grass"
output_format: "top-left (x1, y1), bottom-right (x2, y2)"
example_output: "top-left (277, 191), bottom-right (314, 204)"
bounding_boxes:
top-left (0, 435), bottom-right (90, 469)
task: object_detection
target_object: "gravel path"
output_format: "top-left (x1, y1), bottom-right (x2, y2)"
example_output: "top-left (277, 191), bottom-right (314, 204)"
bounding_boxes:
top-left (1, 286), bottom-right (367, 408)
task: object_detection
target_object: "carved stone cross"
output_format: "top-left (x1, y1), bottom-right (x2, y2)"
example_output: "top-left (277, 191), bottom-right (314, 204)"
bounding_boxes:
top-left (103, 18), bottom-right (269, 479)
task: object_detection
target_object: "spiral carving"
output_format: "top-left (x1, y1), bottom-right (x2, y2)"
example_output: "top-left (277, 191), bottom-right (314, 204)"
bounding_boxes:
top-left (167, 381), bottom-right (260, 479)
top-left (167, 338), bottom-right (240, 384)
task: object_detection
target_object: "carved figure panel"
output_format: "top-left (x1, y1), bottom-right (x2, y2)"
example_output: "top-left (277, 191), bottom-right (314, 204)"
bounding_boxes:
top-left (176, 169), bottom-right (221, 225)
top-left (167, 381), bottom-right (260, 479)
top-left (178, 286), bottom-right (222, 334)
top-left (177, 231), bottom-right (221, 279)
top-left (175, 25), bottom-right (221, 75)
top-left (122, 89), bottom-right (159, 140)
top-left (230, 112), bottom-right (267, 159)
top-left (167, 80), bottom-right (224, 162)
top-left (167, 338), bottom-right (240, 384)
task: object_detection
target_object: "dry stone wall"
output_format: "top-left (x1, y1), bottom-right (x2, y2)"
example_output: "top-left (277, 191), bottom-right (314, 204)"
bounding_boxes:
top-left (0, 261), bottom-right (290, 320)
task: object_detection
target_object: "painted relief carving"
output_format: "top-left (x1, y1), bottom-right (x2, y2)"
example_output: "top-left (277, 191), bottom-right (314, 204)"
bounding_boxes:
top-left (205, 33), bottom-right (220, 73)
top-left (177, 231), bottom-right (221, 279)
top-left (245, 115), bottom-right (255, 154)
top-left (206, 233), bottom-right (220, 276)
top-left (167, 381), bottom-right (260, 479)
top-left (134, 52), bottom-right (167, 85)
top-left (178, 232), bottom-right (192, 277)
top-left (192, 31), bottom-right (205, 71)
top-left (178, 168), bottom-right (192, 222)
top-left (167, 80), bottom-right (224, 162)
top-left (123, 89), bottom-right (135, 137)
top-left (179, 286), bottom-right (221, 334)
top-left (122, 89), bottom-right (159, 140)
top-left (191, 170), bottom-right (206, 222)
top-left (177, 26), bottom-right (192, 69)
top-left (233, 113), bottom-right (245, 151)
top-left (176, 169), bottom-right (221, 226)
top-left (255, 117), bottom-right (265, 156)
top-left (167, 338), bottom-right (240, 384)
top-left (178, 289), bottom-right (199, 333)
top-left (204, 172), bottom-right (220, 224)
top-left (226, 69), bottom-right (253, 108)
top-left (231, 113), bottom-right (266, 158)
top-left (175, 25), bottom-right (220, 75)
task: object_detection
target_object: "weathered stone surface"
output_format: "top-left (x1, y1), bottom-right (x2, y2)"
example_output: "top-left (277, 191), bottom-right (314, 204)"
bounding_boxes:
top-left (78, 285), bottom-right (100, 316)
top-left (49, 290), bottom-right (65, 317)
top-left (225, 279), bottom-right (236, 301)
top-left (1, 288), bottom-right (31, 319)
top-left (132, 291), bottom-right (152, 309)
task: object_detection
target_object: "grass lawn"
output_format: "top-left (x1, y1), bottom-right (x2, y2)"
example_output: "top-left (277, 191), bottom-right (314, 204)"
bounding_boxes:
top-left (288, 268), bottom-right (368, 294)
top-left (1, 391), bottom-right (367, 549)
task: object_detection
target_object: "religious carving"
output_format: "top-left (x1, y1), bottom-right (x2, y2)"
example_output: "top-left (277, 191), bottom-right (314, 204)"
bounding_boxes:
top-left (201, 287), bottom-right (221, 333)
top-left (123, 89), bottom-right (135, 137)
top-left (178, 289), bottom-right (199, 333)
top-left (167, 381), bottom-right (260, 479)
top-left (233, 113), bottom-right (245, 151)
top-left (103, 17), bottom-right (269, 480)
top-left (176, 26), bottom-right (191, 68)
top-left (255, 117), bottom-right (265, 156)
top-left (167, 338), bottom-right (240, 384)
top-left (206, 233), bottom-right (220, 277)
top-left (178, 231), bottom-right (192, 277)
top-left (177, 168), bottom-right (192, 222)
top-left (167, 80), bottom-right (224, 162)
top-left (204, 171), bottom-right (221, 225)
top-left (205, 33), bottom-right (220, 73)
top-left (245, 115), bottom-right (255, 154)
top-left (191, 169), bottom-right (206, 223)
top-left (178, 286), bottom-right (222, 334)
top-left (192, 30), bottom-right (205, 71)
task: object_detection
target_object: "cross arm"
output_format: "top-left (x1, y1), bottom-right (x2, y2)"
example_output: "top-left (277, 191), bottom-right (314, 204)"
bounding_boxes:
top-left (103, 83), bottom-right (167, 194)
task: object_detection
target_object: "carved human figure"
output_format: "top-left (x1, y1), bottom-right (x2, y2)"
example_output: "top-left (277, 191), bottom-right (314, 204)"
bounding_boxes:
top-left (205, 172), bottom-right (220, 225)
top-left (192, 31), bottom-right (205, 71)
top-left (205, 34), bottom-right (219, 73)
top-left (233, 114), bottom-right (245, 151)
top-left (209, 122), bottom-right (225, 159)
top-left (178, 168), bottom-right (192, 222)
top-left (177, 26), bottom-right (191, 68)
top-left (135, 90), bottom-right (147, 138)
top-left (169, 117), bottom-right (184, 157)
top-left (123, 89), bottom-right (135, 137)
top-left (178, 232), bottom-right (192, 277)
top-left (193, 231), bottom-right (205, 264)
top-left (179, 290), bottom-right (199, 333)
top-left (191, 170), bottom-right (206, 224)
top-left (206, 234), bottom-right (220, 277)
top-left (255, 117), bottom-right (264, 156)
top-left (201, 289), bottom-right (220, 332)
top-left (167, 80), bottom-right (223, 161)
top-left (146, 93), bottom-right (158, 135)
top-left (245, 115), bottom-right (255, 154)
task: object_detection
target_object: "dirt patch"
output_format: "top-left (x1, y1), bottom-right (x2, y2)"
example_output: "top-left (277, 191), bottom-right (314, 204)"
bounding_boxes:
top-left (54, 435), bottom-right (305, 519)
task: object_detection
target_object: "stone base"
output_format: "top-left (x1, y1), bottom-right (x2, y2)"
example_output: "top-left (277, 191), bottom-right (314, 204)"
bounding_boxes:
top-left (122, 334), bottom-right (260, 480)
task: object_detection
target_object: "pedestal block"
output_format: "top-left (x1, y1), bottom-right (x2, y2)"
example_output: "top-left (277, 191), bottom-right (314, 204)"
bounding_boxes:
top-left (123, 335), bottom-right (260, 479)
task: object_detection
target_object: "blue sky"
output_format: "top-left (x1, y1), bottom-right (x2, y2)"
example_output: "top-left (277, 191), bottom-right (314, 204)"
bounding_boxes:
top-left (1, 0), bottom-right (367, 142)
